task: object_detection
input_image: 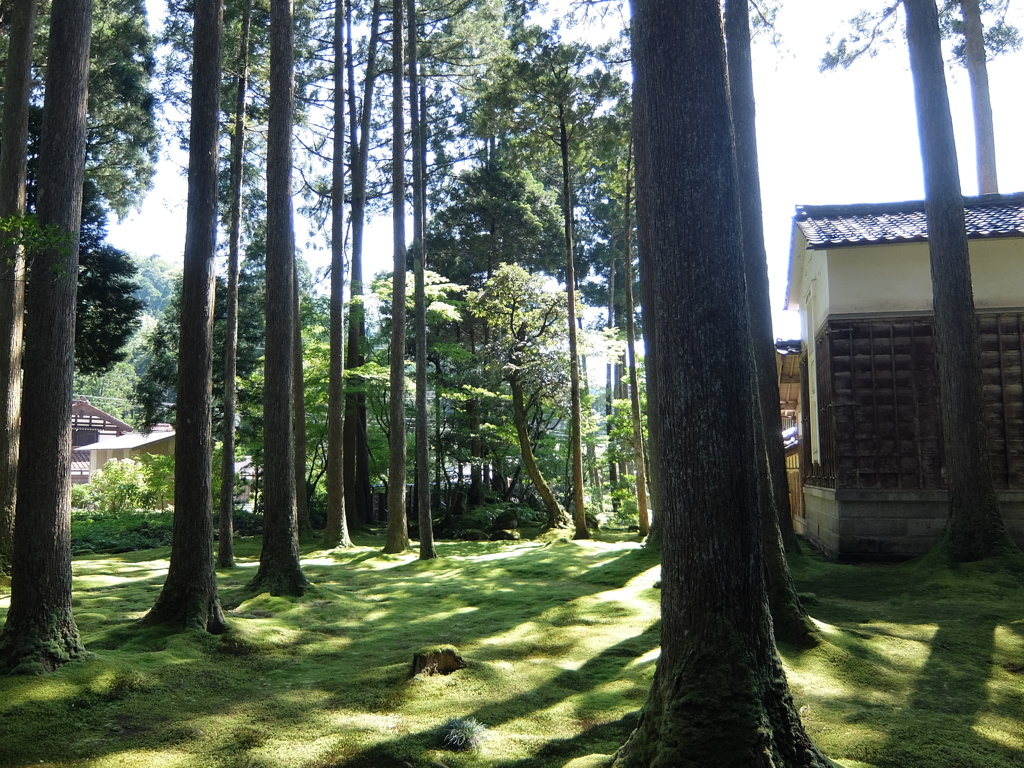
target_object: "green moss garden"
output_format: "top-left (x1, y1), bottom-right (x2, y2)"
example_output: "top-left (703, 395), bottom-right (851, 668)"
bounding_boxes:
top-left (0, 532), bottom-right (1020, 768)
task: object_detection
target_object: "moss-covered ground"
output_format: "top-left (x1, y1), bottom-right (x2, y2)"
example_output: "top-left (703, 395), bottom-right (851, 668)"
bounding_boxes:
top-left (0, 534), bottom-right (1021, 768)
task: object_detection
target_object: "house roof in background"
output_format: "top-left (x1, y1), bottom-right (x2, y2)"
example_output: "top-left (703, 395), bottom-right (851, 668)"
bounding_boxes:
top-left (77, 430), bottom-right (175, 453)
top-left (795, 192), bottom-right (1024, 249)
top-left (70, 397), bottom-right (134, 434)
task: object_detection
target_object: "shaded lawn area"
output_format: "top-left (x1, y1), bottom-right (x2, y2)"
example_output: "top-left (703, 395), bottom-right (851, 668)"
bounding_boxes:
top-left (0, 533), bottom-right (1021, 768)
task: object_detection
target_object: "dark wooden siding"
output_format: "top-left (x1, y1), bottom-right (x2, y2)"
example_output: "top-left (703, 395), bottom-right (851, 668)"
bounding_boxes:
top-left (809, 312), bottom-right (1024, 491)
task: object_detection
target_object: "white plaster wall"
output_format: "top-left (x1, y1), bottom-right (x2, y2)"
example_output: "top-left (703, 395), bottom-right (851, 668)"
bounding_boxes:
top-left (826, 238), bottom-right (1024, 315)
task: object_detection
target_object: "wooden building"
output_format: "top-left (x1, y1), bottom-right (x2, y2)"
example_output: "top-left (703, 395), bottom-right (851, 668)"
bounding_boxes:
top-left (71, 398), bottom-right (134, 483)
top-left (785, 193), bottom-right (1024, 559)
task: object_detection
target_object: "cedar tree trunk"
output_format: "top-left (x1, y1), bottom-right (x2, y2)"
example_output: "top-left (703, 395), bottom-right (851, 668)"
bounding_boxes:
top-left (384, 0), bottom-right (410, 554)
top-left (324, 0), bottom-right (353, 549)
top-left (960, 0), bottom-right (998, 194)
top-left (219, 0), bottom-right (253, 569)
top-left (904, 0), bottom-right (1016, 561)
top-left (613, 1), bottom-right (834, 764)
top-left (144, 0), bottom-right (227, 632)
top-left (0, 0), bottom-right (36, 578)
top-left (249, 0), bottom-right (310, 596)
top-left (0, 0), bottom-right (93, 671)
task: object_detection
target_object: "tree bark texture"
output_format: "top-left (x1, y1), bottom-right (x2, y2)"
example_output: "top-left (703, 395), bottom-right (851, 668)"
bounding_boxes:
top-left (614, 2), bottom-right (833, 764)
top-left (959, 0), bottom-right (998, 194)
top-left (324, 0), bottom-right (353, 549)
top-left (219, 0), bottom-right (253, 570)
top-left (0, 0), bottom-right (93, 672)
top-left (558, 111), bottom-right (589, 540)
top-left (408, 0), bottom-right (435, 561)
top-left (904, 0), bottom-right (1015, 562)
top-left (144, 0), bottom-right (226, 632)
top-left (0, 0), bottom-right (36, 579)
top-left (384, 0), bottom-right (410, 554)
top-left (249, 0), bottom-right (309, 596)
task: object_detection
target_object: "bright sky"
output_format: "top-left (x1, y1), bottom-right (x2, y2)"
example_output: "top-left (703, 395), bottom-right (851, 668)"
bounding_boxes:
top-left (107, 0), bottom-right (1024, 341)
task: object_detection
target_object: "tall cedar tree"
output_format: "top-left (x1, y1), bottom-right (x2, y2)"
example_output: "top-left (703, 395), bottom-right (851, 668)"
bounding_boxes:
top-left (143, 0), bottom-right (227, 632)
top-left (959, 0), bottom-right (998, 192)
top-left (409, 0), bottom-right (436, 560)
top-left (0, 0), bottom-right (92, 671)
top-left (384, 0), bottom-right (410, 554)
top-left (343, 0), bottom-right (382, 530)
top-left (248, 0), bottom-right (310, 595)
top-left (619, 142), bottom-right (650, 537)
top-left (904, 0), bottom-right (1017, 561)
top-left (293, 264), bottom-right (312, 538)
top-left (0, 0), bottom-right (36, 578)
top-left (324, 0), bottom-right (354, 549)
top-left (613, 1), bottom-right (834, 764)
top-left (723, 0), bottom-right (816, 647)
top-left (219, 0), bottom-right (254, 569)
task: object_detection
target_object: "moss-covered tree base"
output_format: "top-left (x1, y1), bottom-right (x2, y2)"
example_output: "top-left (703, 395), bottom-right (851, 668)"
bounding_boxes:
top-left (612, 623), bottom-right (837, 768)
top-left (932, 494), bottom-right (1020, 564)
top-left (246, 564), bottom-right (310, 597)
top-left (0, 613), bottom-right (87, 674)
top-left (141, 590), bottom-right (227, 634)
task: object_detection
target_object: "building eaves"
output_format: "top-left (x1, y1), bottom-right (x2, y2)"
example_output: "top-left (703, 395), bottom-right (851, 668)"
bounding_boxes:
top-left (795, 192), bottom-right (1024, 249)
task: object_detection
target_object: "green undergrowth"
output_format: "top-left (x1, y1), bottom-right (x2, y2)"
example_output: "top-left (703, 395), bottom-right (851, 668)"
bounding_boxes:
top-left (0, 537), bottom-right (1021, 768)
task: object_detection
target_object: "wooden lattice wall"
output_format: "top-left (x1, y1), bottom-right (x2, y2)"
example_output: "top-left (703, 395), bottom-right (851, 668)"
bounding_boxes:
top-left (806, 312), bottom-right (1024, 492)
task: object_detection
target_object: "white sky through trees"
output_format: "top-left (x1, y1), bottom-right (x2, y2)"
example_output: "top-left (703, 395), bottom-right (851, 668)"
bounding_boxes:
top-left (108, 0), bottom-right (1024, 340)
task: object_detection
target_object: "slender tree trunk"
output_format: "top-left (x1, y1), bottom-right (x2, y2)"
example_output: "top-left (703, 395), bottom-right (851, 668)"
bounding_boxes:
top-left (324, 0), bottom-right (353, 550)
top-left (558, 110), bottom-right (589, 539)
top-left (960, 0), bottom-right (998, 194)
top-left (620, 142), bottom-right (650, 538)
top-left (606, 241), bottom-right (619, 516)
top-left (408, 0), bottom-right (435, 560)
top-left (249, 0), bottom-right (309, 596)
top-left (384, 0), bottom-right (410, 554)
top-left (344, 0), bottom-right (380, 528)
top-left (904, 0), bottom-right (1016, 562)
top-left (293, 263), bottom-right (312, 538)
top-left (0, 0), bottom-right (36, 579)
top-left (724, 0), bottom-right (814, 648)
top-left (0, 0), bottom-right (93, 671)
top-left (219, 0), bottom-right (253, 570)
top-left (614, 1), bottom-right (833, 763)
top-left (511, 376), bottom-right (569, 528)
top-left (144, 0), bottom-right (227, 632)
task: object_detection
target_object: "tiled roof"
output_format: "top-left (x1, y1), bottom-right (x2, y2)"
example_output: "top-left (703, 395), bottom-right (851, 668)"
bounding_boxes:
top-left (796, 192), bottom-right (1024, 249)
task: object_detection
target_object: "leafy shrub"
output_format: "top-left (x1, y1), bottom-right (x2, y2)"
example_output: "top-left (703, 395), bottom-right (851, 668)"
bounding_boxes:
top-left (70, 483), bottom-right (94, 510)
top-left (88, 458), bottom-right (151, 515)
top-left (439, 717), bottom-right (488, 751)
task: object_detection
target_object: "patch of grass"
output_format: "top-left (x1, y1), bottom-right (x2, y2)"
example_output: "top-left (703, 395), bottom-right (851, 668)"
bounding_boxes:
top-left (0, 537), bottom-right (1022, 767)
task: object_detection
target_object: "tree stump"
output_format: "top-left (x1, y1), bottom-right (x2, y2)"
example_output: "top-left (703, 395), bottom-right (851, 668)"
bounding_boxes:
top-left (411, 645), bottom-right (466, 676)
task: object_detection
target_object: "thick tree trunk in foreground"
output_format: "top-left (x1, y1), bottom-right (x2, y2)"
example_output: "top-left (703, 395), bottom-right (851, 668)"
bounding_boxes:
top-left (324, 0), bottom-right (353, 549)
top-left (0, 0), bottom-right (93, 671)
top-left (408, 0), bottom-right (435, 561)
top-left (249, 0), bottom-right (309, 596)
top-left (219, 0), bottom-right (253, 570)
top-left (145, 0), bottom-right (227, 632)
top-left (613, 2), bottom-right (834, 764)
top-left (724, 0), bottom-right (814, 648)
top-left (0, 0), bottom-right (36, 579)
top-left (384, 0), bottom-right (410, 555)
top-left (904, 0), bottom-right (1016, 562)
top-left (960, 0), bottom-right (998, 194)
